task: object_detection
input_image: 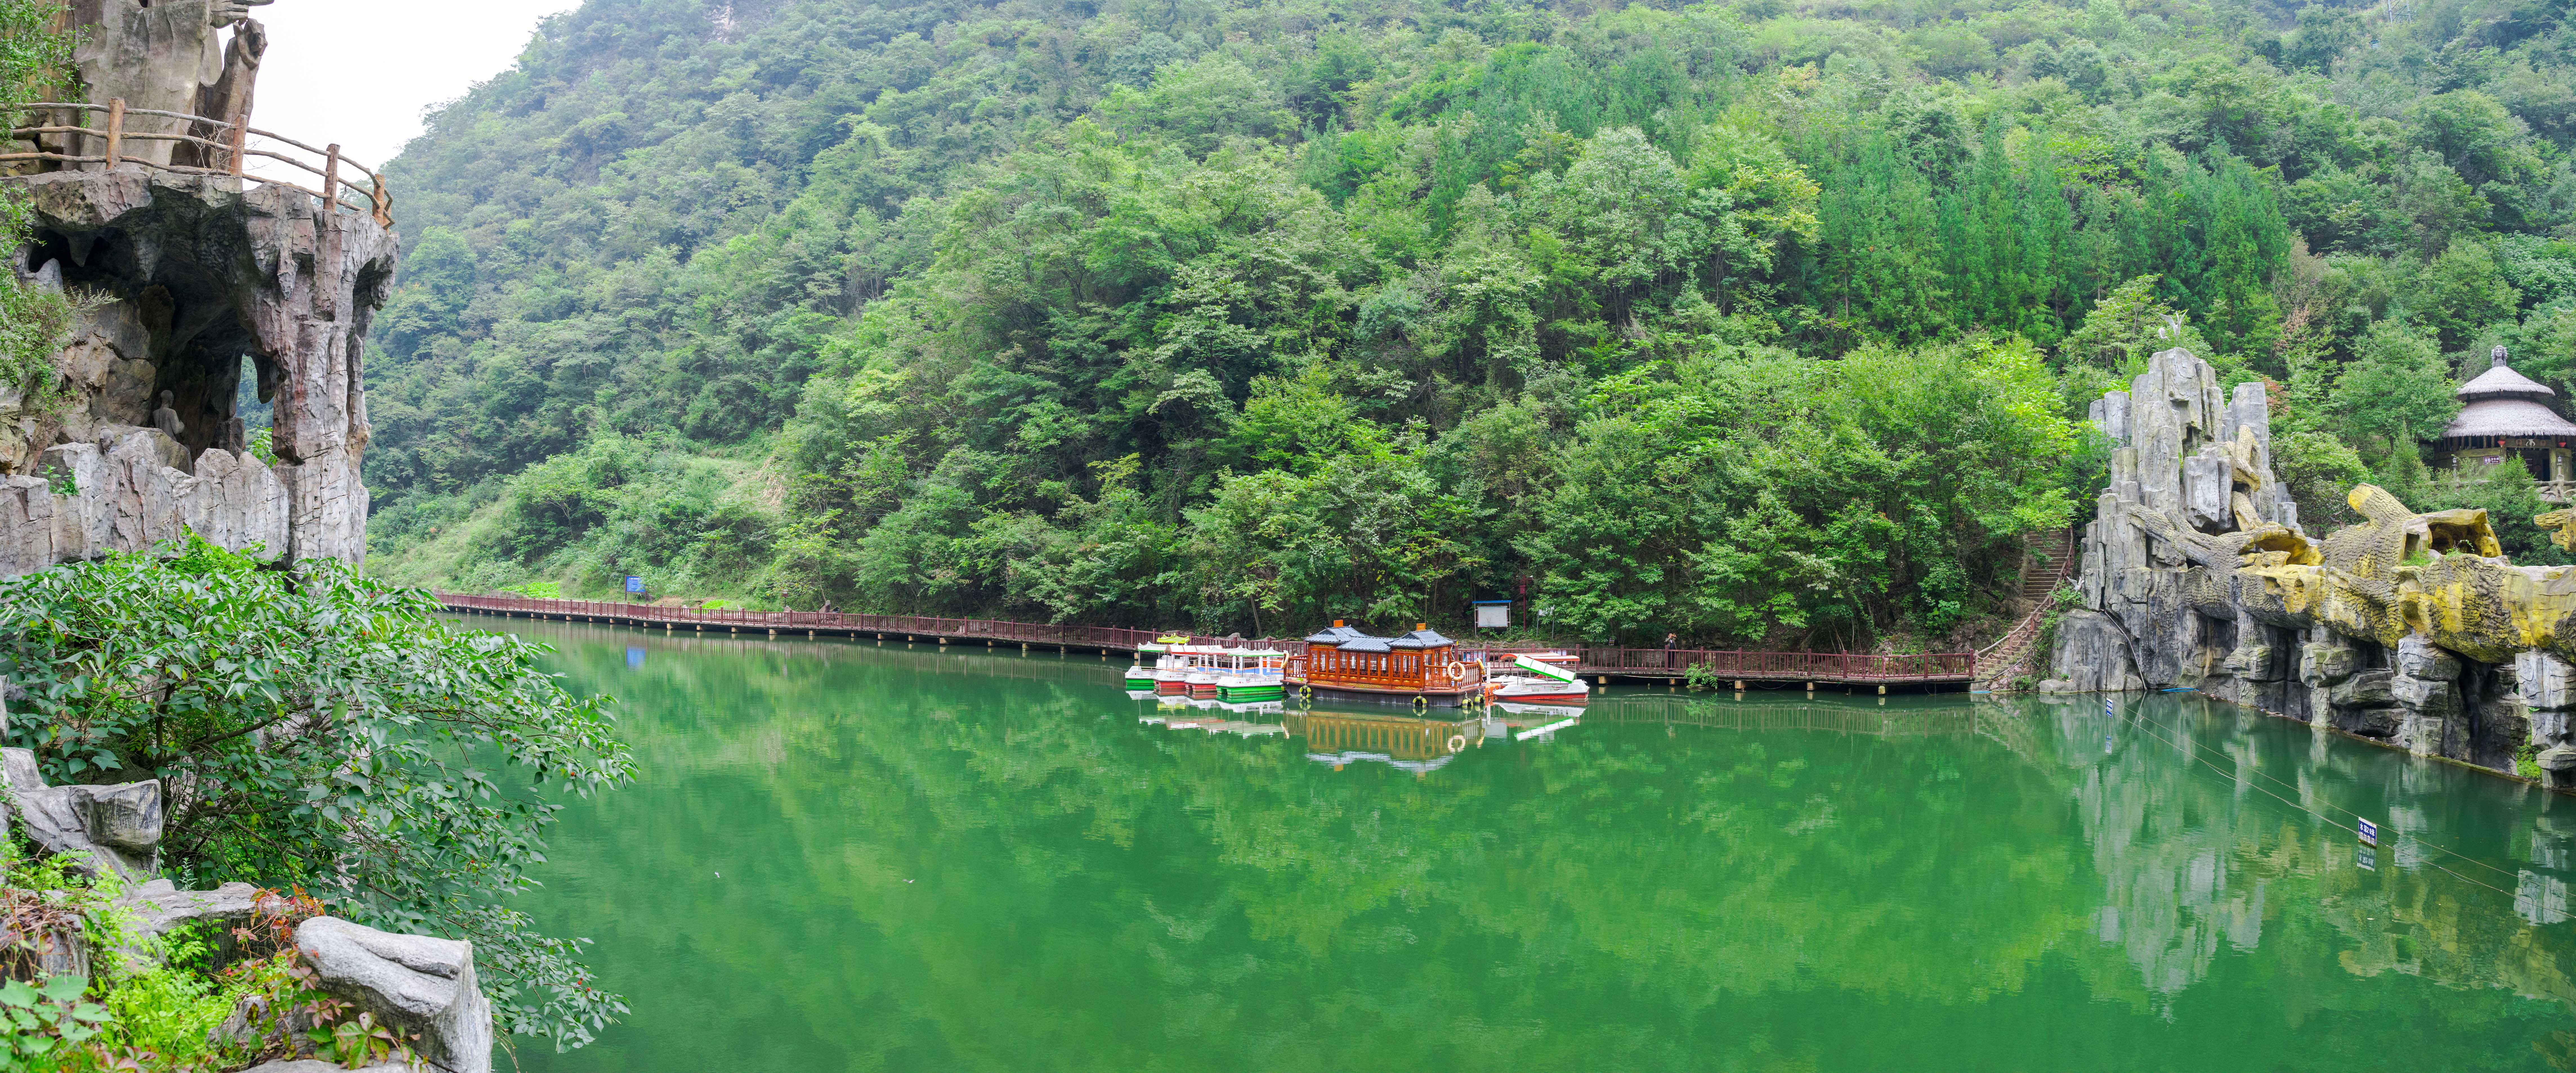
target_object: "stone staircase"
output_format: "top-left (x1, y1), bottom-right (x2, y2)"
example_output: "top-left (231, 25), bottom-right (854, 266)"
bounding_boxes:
top-left (1974, 527), bottom-right (2076, 689)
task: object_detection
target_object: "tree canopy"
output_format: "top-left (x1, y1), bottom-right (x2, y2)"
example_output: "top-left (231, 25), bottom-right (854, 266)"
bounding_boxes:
top-left (361, 0), bottom-right (2576, 648)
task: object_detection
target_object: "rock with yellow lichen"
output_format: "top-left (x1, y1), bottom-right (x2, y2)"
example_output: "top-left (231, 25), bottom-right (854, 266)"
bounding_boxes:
top-left (2043, 347), bottom-right (2576, 783)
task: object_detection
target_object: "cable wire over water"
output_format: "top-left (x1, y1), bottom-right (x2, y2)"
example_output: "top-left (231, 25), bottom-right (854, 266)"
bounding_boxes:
top-left (2111, 703), bottom-right (2521, 899)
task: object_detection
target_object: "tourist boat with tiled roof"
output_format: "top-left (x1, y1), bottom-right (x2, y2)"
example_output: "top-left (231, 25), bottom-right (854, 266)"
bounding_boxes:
top-left (1285, 621), bottom-right (1486, 706)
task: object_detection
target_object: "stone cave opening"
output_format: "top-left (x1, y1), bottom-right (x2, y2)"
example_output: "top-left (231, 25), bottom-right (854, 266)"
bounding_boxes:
top-left (25, 224), bottom-right (272, 465)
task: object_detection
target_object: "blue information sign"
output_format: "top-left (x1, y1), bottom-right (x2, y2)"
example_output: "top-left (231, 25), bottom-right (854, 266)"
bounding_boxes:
top-left (2357, 818), bottom-right (2379, 846)
top-left (625, 575), bottom-right (645, 595)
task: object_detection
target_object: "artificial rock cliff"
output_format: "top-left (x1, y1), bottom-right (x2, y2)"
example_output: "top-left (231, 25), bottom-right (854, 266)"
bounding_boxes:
top-left (0, 164), bottom-right (392, 570)
top-left (2043, 348), bottom-right (2576, 787)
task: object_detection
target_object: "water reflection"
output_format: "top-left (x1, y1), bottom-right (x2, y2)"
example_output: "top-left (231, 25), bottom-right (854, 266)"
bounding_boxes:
top-left (1281, 708), bottom-right (1489, 772)
top-left (463, 618), bottom-right (2576, 1073)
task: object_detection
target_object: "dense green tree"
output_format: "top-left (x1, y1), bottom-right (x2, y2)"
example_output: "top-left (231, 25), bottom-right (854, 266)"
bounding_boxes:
top-left (2332, 320), bottom-right (2461, 465)
top-left (358, 0), bottom-right (2576, 645)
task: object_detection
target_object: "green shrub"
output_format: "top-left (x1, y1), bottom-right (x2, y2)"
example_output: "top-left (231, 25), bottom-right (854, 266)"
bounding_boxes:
top-left (0, 537), bottom-right (633, 1049)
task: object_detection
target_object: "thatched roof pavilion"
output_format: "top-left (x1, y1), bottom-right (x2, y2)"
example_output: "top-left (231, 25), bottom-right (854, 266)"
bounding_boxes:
top-left (2437, 346), bottom-right (2576, 489)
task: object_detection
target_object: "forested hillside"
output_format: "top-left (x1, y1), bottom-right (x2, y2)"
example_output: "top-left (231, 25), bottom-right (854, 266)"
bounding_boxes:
top-left (362, 0), bottom-right (2576, 648)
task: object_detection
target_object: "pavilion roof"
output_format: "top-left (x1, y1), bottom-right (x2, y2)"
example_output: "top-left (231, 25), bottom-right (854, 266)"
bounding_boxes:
top-left (2459, 362), bottom-right (2557, 402)
top-left (2441, 398), bottom-right (2576, 440)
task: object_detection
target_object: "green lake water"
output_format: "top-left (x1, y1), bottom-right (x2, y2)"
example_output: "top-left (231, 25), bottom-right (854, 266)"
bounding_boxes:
top-left (484, 618), bottom-right (2576, 1072)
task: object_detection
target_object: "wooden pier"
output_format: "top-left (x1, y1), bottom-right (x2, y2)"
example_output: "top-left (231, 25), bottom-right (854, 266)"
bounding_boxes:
top-left (433, 593), bottom-right (1976, 687)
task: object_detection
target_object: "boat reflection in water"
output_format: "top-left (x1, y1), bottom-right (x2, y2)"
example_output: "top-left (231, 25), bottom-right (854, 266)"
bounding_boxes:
top-left (1139, 698), bottom-right (1289, 738)
top-left (1493, 701), bottom-right (1584, 722)
top-left (1129, 691), bottom-right (1583, 771)
top-left (1284, 706), bottom-right (1579, 773)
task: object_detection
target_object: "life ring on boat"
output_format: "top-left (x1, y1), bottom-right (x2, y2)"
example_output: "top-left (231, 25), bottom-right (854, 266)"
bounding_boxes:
top-left (1412, 695), bottom-right (1429, 711)
top-left (1298, 685), bottom-right (1312, 702)
top-left (1446, 734), bottom-right (1467, 753)
top-left (1445, 661), bottom-right (1466, 682)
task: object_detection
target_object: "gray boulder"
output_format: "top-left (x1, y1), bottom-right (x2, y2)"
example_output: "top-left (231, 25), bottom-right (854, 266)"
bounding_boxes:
top-left (2390, 673), bottom-right (2460, 719)
top-left (115, 879), bottom-right (261, 938)
top-left (2345, 706), bottom-right (2406, 738)
top-left (0, 747), bottom-right (160, 880)
top-left (2329, 669), bottom-right (2394, 709)
top-left (2397, 636), bottom-right (2462, 682)
top-left (2539, 745), bottom-right (2576, 790)
top-left (2036, 610), bottom-right (2146, 693)
top-left (295, 917), bottom-right (491, 1073)
top-left (2300, 641), bottom-right (2358, 687)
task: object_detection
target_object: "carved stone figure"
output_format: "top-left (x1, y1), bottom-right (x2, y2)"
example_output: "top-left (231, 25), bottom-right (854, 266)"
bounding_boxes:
top-left (151, 389), bottom-right (183, 440)
top-left (180, 17), bottom-right (267, 170)
top-left (68, 0), bottom-right (273, 166)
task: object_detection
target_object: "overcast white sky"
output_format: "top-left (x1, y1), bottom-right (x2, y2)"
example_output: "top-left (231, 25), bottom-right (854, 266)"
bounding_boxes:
top-left (243, 0), bottom-right (585, 171)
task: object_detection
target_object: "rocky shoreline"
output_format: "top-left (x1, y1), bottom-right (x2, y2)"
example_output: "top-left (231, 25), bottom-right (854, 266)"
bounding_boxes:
top-left (2042, 348), bottom-right (2576, 789)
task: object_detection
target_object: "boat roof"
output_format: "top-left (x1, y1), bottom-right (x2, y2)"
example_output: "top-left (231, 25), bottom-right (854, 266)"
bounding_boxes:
top-left (1303, 625), bottom-right (1370, 643)
top-left (1389, 628), bottom-right (1454, 649)
top-left (1337, 636), bottom-right (1394, 653)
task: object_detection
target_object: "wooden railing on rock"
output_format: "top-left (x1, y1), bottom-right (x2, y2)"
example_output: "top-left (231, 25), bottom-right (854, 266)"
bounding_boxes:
top-left (435, 593), bottom-right (1978, 687)
top-left (3, 99), bottom-right (391, 226)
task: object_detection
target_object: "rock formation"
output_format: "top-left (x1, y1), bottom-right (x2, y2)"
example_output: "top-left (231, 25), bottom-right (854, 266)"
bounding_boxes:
top-left (0, 745), bottom-right (493, 1070)
top-left (297, 918), bottom-right (493, 1073)
top-left (2042, 348), bottom-right (2576, 786)
top-left (0, 163), bottom-right (392, 568)
top-left (65, 0), bottom-right (270, 167)
top-left (1, 747), bottom-right (163, 881)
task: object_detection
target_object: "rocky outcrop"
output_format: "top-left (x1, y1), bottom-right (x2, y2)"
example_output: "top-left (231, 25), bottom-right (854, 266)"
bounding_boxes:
top-left (2044, 347), bottom-right (2576, 777)
top-left (0, 747), bottom-right (162, 881)
top-left (297, 918), bottom-right (492, 1073)
top-left (2519, 650), bottom-right (2576, 790)
top-left (1, 742), bottom-right (495, 1069)
top-left (2037, 610), bottom-right (2145, 693)
top-left (116, 879), bottom-right (263, 940)
top-left (0, 165), bottom-right (393, 570)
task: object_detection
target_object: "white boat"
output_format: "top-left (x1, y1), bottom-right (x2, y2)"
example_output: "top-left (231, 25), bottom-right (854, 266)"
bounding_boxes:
top-left (1482, 651), bottom-right (1590, 705)
top-left (1213, 648), bottom-right (1287, 702)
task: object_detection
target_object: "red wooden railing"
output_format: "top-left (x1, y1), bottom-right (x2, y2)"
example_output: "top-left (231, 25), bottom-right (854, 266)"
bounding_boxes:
top-left (434, 593), bottom-right (1976, 684)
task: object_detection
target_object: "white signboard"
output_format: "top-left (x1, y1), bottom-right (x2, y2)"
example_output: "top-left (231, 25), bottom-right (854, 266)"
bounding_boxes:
top-left (1475, 604), bottom-right (1509, 628)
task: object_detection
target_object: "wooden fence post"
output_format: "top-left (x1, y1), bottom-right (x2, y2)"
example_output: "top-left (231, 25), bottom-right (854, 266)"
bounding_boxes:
top-left (102, 98), bottom-right (123, 167)
top-left (227, 119), bottom-right (246, 176)
top-left (320, 143), bottom-right (339, 207)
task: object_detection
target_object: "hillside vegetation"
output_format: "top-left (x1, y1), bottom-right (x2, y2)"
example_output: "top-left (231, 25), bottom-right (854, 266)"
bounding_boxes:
top-left (363, 0), bottom-right (2576, 647)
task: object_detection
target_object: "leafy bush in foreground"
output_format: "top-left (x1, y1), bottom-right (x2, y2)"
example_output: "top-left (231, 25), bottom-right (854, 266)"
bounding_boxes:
top-left (0, 538), bottom-right (634, 1049)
